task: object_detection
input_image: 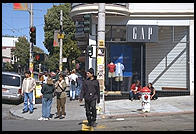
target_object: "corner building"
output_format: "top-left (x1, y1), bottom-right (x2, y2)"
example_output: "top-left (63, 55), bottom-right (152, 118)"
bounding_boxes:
top-left (70, 3), bottom-right (194, 96)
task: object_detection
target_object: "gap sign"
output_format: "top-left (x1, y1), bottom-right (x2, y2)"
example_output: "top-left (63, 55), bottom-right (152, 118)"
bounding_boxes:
top-left (127, 25), bottom-right (158, 42)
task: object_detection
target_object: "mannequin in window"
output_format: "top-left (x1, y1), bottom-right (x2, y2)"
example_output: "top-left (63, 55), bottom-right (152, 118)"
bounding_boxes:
top-left (115, 62), bottom-right (124, 91)
top-left (107, 62), bottom-right (116, 91)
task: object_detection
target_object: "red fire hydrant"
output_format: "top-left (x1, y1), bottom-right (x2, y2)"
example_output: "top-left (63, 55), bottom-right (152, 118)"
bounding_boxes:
top-left (140, 86), bottom-right (151, 112)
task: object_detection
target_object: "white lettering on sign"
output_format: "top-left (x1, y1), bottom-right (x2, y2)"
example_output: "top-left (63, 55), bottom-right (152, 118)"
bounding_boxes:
top-left (133, 27), bottom-right (137, 40)
top-left (140, 27), bottom-right (145, 40)
top-left (148, 27), bottom-right (153, 40)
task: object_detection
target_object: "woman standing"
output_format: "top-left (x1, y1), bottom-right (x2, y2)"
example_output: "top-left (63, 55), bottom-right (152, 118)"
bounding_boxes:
top-left (38, 77), bottom-right (55, 120)
top-left (54, 74), bottom-right (67, 119)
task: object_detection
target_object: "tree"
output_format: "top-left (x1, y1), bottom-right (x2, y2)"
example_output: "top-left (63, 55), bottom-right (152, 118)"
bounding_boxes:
top-left (4, 62), bottom-right (14, 72)
top-left (43, 3), bottom-right (81, 71)
top-left (11, 36), bottom-right (46, 73)
top-left (11, 36), bottom-right (30, 72)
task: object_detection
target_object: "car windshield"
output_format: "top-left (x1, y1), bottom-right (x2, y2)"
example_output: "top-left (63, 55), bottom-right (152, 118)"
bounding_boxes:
top-left (2, 74), bottom-right (20, 87)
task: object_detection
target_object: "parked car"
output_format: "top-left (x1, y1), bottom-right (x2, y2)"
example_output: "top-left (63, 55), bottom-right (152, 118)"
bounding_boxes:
top-left (2, 72), bottom-right (23, 102)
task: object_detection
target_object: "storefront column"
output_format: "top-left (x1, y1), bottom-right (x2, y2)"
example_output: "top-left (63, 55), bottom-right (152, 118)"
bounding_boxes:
top-left (141, 44), bottom-right (144, 87)
top-left (189, 20), bottom-right (194, 96)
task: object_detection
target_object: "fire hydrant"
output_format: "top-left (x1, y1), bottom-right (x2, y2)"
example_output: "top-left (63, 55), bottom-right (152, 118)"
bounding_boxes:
top-left (140, 87), bottom-right (151, 112)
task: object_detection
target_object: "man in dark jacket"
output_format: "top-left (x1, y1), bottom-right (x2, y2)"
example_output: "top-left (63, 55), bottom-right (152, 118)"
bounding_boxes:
top-left (79, 68), bottom-right (100, 127)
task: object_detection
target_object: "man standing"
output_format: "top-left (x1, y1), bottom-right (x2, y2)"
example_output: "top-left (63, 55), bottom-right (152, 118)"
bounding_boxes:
top-left (22, 70), bottom-right (36, 114)
top-left (79, 68), bottom-right (100, 127)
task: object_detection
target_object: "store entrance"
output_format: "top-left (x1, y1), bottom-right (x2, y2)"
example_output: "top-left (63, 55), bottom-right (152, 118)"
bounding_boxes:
top-left (106, 43), bottom-right (144, 92)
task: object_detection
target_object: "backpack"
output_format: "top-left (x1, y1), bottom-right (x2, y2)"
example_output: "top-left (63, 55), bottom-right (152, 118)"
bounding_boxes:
top-left (71, 80), bottom-right (75, 85)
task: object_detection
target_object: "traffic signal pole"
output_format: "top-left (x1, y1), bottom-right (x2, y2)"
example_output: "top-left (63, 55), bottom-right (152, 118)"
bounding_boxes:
top-left (28, 3), bottom-right (34, 78)
top-left (28, 3), bottom-right (35, 104)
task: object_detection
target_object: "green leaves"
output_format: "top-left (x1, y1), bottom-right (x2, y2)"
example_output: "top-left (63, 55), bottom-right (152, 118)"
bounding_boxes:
top-left (43, 3), bottom-right (81, 71)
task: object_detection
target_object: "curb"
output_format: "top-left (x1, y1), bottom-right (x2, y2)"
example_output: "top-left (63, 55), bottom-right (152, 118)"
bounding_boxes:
top-left (99, 111), bottom-right (194, 119)
top-left (9, 109), bottom-right (26, 120)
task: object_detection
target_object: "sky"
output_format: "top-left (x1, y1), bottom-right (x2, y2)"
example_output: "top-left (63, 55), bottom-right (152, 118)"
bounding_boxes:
top-left (2, 3), bottom-right (62, 54)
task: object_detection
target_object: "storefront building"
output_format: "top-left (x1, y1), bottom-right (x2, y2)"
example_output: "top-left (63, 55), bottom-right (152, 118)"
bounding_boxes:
top-left (70, 3), bottom-right (194, 96)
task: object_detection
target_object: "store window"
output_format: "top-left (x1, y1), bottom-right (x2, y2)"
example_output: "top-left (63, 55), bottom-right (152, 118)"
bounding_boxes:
top-left (105, 26), bottom-right (112, 41)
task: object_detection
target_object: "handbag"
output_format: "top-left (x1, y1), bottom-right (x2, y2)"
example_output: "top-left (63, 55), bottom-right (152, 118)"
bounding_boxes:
top-left (55, 92), bottom-right (62, 99)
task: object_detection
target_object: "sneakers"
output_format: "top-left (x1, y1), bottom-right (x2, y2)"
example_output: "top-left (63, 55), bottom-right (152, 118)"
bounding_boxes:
top-left (22, 110), bottom-right (28, 114)
top-left (44, 118), bottom-right (49, 121)
top-left (38, 117), bottom-right (49, 121)
top-left (59, 116), bottom-right (64, 119)
top-left (38, 117), bottom-right (44, 120)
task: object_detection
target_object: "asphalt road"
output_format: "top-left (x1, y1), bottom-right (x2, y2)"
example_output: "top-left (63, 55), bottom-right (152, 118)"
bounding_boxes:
top-left (2, 101), bottom-right (194, 131)
top-left (94, 113), bottom-right (194, 131)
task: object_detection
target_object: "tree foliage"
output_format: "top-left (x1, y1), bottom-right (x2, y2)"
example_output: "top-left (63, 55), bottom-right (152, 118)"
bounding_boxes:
top-left (43, 3), bottom-right (81, 71)
top-left (11, 36), bottom-right (46, 72)
top-left (11, 36), bottom-right (30, 70)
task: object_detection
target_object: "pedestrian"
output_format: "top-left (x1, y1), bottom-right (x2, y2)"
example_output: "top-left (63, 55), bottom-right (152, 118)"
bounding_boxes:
top-left (75, 73), bottom-right (83, 100)
top-left (21, 70), bottom-right (36, 114)
top-left (79, 68), bottom-right (100, 127)
top-left (68, 69), bottom-right (78, 101)
top-left (38, 77), bottom-right (55, 120)
top-left (55, 69), bottom-right (60, 82)
top-left (147, 83), bottom-right (158, 100)
top-left (54, 74), bottom-right (67, 119)
top-left (129, 80), bottom-right (142, 101)
top-left (43, 71), bottom-right (48, 84)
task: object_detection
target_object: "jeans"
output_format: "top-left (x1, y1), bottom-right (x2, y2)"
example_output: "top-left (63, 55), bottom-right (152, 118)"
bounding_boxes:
top-left (85, 99), bottom-right (97, 124)
top-left (23, 91), bottom-right (34, 112)
top-left (75, 84), bottom-right (81, 98)
top-left (70, 84), bottom-right (76, 100)
top-left (129, 90), bottom-right (140, 100)
top-left (42, 97), bottom-right (53, 118)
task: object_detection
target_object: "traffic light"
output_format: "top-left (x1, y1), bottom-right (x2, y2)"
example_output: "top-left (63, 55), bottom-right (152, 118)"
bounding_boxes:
top-left (34, 53), bottom-right (44, 62)
top-left (83, 14), bottom-right (92, 34)
top-left (87, 45), bottom-right (93, 57)
top-left (30, 26), bottom-right (36, 45)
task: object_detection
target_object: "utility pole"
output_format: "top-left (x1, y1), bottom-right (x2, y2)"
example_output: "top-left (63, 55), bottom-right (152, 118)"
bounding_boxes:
top-left (28, 3), bottom-right (33, 78)
top-left (59, 10), bottom-right (63, 72)
top-left (28, 3), bottom-right (35, 104)
top-left (97, 3), bottom-right (105, 117)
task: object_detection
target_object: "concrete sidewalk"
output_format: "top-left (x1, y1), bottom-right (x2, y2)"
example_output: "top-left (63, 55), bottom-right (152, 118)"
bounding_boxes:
top-left (9, 95), bottom-right (194, 121)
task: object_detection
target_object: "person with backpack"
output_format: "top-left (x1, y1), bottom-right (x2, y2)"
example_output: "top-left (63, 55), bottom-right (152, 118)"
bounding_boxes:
top-left (54, 74), bottom-right (67, 119)
top-left (79, 68), bottom-right (100, 127)
top-left (68, 69), bottom-right (78, 101)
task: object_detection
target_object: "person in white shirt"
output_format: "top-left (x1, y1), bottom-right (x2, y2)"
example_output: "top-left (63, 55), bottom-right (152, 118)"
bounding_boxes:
top-left (22, 70), bottom-right (36, 114)
top-left (68, 69), bottom-right (78, 101)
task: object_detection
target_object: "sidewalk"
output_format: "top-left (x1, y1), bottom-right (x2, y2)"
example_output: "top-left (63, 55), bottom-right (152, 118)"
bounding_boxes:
top-left (9, 95), bottom-right (194, 121)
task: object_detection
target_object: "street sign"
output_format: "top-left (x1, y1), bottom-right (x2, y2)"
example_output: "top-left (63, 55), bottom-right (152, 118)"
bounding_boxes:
top-left (13, 3), bottom-right (28, 10)
top-left (53, 30), bottom-right (59, 47)
top-left (57, 33), bottom-right (64, 39)
top-left (98, 40), bottom-right (104, 48)
top-left (62, 58), bottom-right (67, 63)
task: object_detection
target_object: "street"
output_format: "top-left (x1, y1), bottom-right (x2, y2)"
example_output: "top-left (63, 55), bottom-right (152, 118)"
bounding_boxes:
top-left (2, 102), bottom-right (194, 131)
top-left (95, 113), bottom-right (194, 131)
